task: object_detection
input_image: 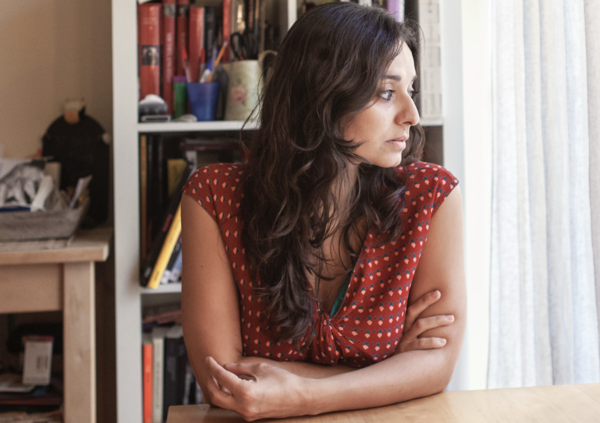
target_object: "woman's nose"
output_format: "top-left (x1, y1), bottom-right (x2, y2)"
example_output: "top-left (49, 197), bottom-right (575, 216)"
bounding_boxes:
top-left (395, 95), bottom-right (420, 127)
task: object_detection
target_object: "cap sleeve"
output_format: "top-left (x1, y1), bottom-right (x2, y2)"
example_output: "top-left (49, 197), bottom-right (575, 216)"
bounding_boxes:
top-left (181, 165), bottom-right (219, 225)
top-left (403, 162), bottom-right (459, 218)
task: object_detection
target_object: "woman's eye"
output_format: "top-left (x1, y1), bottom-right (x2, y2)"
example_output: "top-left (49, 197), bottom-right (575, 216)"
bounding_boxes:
top-left (380, 89), bottom-right (395, 100)
top-left (408, 89), bottom-right (419, 99)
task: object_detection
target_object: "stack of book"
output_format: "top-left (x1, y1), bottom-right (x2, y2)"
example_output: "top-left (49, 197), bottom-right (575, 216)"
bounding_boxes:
top-left (139, 135), bottom-right (243, 289)
top-left (138, 0), bottom-right (272, 114)
top-left (142, 321), bottom-right (203, 423)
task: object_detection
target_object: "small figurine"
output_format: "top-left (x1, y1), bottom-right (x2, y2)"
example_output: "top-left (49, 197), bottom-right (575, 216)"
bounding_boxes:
top-left (42, 98), bottom-right (110, 228)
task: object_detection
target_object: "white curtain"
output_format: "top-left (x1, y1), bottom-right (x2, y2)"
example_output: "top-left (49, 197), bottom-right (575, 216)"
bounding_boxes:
top-left (488, 0), bottom-right (600, 388)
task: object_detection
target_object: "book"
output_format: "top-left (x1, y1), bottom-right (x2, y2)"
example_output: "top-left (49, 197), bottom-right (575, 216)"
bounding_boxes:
top-left (176, 0), bottom-right (190, 76)
top-left (160, 236), bottom-right (182, 284)
top-left (139, 3), bottom-right (162, 100)
top-left (168, 249), bottom-right (183, 283)
top-left (231, 0), bottom-right (246, 35)
top-left (189, 7), bottom-right (205, 83)
top-left (141, 163), bottom-right (192, 287)
top-left (167, 158), bottom-right (188, 198)
top-left (162, 325), bottom-right (188, 421)
top-left (204, 7), bottom-right (218, 62)
top-left (151, 326), bottom-right (170, 423)
top-left (146, 136), bottom-right (156, 254)
top-left (162, 0), bottom-right (177, 114)
top-left (140, 135), bottom-right (149, 263)
top-left (142, 333), bottom-right (153, 423)
top-left (222, 0), bottom-right (232, 62)
top-left (386, 0), bottom-right (405, 21)
top-left (147, 203), bottom-right (182, 289)
top-left (418, 0), bottom-right (442, 120)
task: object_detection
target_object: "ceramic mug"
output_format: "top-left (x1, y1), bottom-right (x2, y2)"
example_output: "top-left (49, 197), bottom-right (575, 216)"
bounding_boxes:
top-left (222, 51), bottom-right (276, 121)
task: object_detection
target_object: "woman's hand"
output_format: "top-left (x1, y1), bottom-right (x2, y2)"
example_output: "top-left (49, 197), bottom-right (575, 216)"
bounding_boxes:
top-left (206, 356), bottom-right (310, 421)
top-left (397, 290), bottom-right (455, 353)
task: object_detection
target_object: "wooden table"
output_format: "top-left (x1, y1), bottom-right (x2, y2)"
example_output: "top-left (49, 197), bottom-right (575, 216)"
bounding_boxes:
top-left (167, 383), bottom-right (600, 422)
top-left (0, 228), bottom-right (112, 423)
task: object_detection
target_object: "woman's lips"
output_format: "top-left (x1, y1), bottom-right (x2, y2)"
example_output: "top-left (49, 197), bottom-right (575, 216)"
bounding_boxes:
top-left (387, 139), bottom-right (407, 149)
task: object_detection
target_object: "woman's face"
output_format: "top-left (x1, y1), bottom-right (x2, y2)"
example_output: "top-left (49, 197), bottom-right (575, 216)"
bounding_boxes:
top-left (343, 45), bottom-right (420, 168)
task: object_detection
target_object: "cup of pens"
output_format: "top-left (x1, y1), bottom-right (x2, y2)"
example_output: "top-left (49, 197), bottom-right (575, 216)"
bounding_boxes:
top-left (187, 82), bottom-right (220, 121)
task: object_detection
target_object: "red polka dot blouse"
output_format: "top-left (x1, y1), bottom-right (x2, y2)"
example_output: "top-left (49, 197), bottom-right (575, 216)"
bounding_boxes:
top-left (182, 161), bottom-right (458, 368)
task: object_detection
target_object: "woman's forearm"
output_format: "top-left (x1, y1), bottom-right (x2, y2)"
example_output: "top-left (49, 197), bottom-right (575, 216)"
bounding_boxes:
top-left (238, 355), bottom-right (355, 379)
top-left (302, 348), bottom-right (454, 415)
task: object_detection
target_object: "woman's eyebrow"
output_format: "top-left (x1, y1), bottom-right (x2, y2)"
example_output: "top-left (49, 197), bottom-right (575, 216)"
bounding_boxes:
top-left (383, 75), bottom-right (418, 83)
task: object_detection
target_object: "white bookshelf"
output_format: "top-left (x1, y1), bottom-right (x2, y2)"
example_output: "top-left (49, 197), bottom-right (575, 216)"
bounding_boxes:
top-left (111, 1), bottom-right (459, 421)
top-left (111, 2), bottom-right (295, 422)
top-left (138, 120), bottom-right (259, 133)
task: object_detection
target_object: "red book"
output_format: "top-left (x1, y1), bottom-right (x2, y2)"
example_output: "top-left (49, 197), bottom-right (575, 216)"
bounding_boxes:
top-left (162, 0), bottom-right (177, 113)
top-left (142, 335), bottom-right (153, 423)
top-left (189, 7), bottom-right (205, 83)
top-left (222, 0), bottom-right (231, 62)
top-left (176, 0), bottom-right (190, 76)
top-left (139, 3), bottom-right (162, 101)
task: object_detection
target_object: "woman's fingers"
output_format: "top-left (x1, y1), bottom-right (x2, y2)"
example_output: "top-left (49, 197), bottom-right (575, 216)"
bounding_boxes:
top-left (206, 357), bottom-right (243, 395)
top-left (400, 337), bottom-right (447, 352)
top-left (404, 314), bottom-right (454, 339)
top-left (405, 289), bottom-right (441, 329)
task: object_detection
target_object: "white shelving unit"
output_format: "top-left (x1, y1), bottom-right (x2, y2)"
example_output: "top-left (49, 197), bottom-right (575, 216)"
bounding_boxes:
top-left (111, 1), bottom-right (461, 421)
top-left (111, 2), bottom-right (295, 422)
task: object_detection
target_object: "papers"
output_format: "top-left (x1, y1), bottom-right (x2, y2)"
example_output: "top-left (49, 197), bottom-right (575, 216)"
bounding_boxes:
top-left (0, 159), bottom-right (45, 210)
top-left (0, 374), bottom-right (35, 394)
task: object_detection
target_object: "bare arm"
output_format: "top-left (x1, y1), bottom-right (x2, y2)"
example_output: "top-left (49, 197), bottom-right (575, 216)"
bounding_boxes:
top-left (180, 193), bottom-right (353, 404)
top-left (207, 185), bottom-right (466, 419)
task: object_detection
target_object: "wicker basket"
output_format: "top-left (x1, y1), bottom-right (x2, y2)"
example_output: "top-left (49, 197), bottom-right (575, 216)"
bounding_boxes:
top-left (0, 200), bottom-right (89, 242)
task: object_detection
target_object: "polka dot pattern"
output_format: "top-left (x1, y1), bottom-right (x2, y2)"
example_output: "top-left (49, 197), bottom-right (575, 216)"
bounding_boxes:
top-left (183, 161), bottom-right (458, 368)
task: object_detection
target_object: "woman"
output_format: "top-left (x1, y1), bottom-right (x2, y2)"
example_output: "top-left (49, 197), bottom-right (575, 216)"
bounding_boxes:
top-left (181, 2), bottom-right (465, 420)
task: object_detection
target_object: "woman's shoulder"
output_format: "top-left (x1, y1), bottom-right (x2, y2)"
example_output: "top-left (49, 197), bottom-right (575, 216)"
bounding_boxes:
top-left (397, 161), bottom-right (458, 183)
top-left (396, 161), bottom-right (459, 218)
top-left (182, 162), bottom-right (247, 223)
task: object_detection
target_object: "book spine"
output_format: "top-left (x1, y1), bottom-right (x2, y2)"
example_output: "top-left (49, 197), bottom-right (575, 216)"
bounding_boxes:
top-left (162, 0), bottom-right (177, 114)
top-left (231, 0), bottom-right (246, 35)
top-left (141, 164), bottom-right (192, 286)
top-left (152, 336), bottom-right (165, 423)
top-left (140, 135), bottom-right (148, 263)
top-left (168, 249), bottom-right (183, 283)
top-left (175, 336), bottom-right (188, 405)
top-left (386, 0), bottom-right (404, 21)
top-left (142, 339), bottom-right (153, 423)
top-left (146, 136), bottom-right (156, 257)
top-left (204, 7), bottom-right (217, 61)
top-left (418, 0), bottom-right (442, 119)
top-left (189, 7), bottom-right (205, 83)
top-left (161, 236), bottom-right (182, 285)
top-left (162, 336), bottom-right (178, 421)
top-left (176, 0), bottom-right (190, 76)
top-left (139, 3), bottom-right (162, 100)
top-left (222, 0), bottom-right (231, 62)
top-left (147, 204), bottom-right (182, 289)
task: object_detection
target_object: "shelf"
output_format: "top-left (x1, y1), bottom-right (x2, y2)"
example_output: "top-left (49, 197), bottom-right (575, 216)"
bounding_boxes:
top-left (137, 120), bottom-right (258, 133)
top-left (140, 282), bottom-right (182, 295)
top-left (421, 117), bottom-right (444, 126)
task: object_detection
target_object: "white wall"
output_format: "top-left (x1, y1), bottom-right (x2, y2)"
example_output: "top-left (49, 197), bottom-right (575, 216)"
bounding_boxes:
top-left (0, 0), bottom-right (113, 159)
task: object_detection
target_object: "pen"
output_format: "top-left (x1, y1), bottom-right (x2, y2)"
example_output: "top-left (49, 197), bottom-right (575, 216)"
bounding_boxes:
top-left (206, 41), bottom-right (229, 83)
top-left (181, 46), bottom-right (191, 83)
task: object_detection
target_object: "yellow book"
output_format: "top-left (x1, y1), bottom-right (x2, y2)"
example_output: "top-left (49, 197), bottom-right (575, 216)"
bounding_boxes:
top-left (147, 203), bottom-right (182, 289)
top-left (167, 158), bottom-right (188, 198)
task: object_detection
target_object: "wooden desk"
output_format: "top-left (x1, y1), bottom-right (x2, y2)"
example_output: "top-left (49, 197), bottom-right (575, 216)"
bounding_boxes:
top-left (0, 228), bottom-right (112, 423)
top-left (167, 383), bottom-right (600, 422)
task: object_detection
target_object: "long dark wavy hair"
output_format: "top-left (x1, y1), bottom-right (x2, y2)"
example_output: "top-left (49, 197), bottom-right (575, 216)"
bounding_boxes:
top-left (241, 2), bottom-right (425, 347)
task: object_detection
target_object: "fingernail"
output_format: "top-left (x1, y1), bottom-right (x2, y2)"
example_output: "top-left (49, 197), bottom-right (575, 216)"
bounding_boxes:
top-left (447, 315), bottom-right (454, 321)
top-left (440, 339), bottom-right (447, 344)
